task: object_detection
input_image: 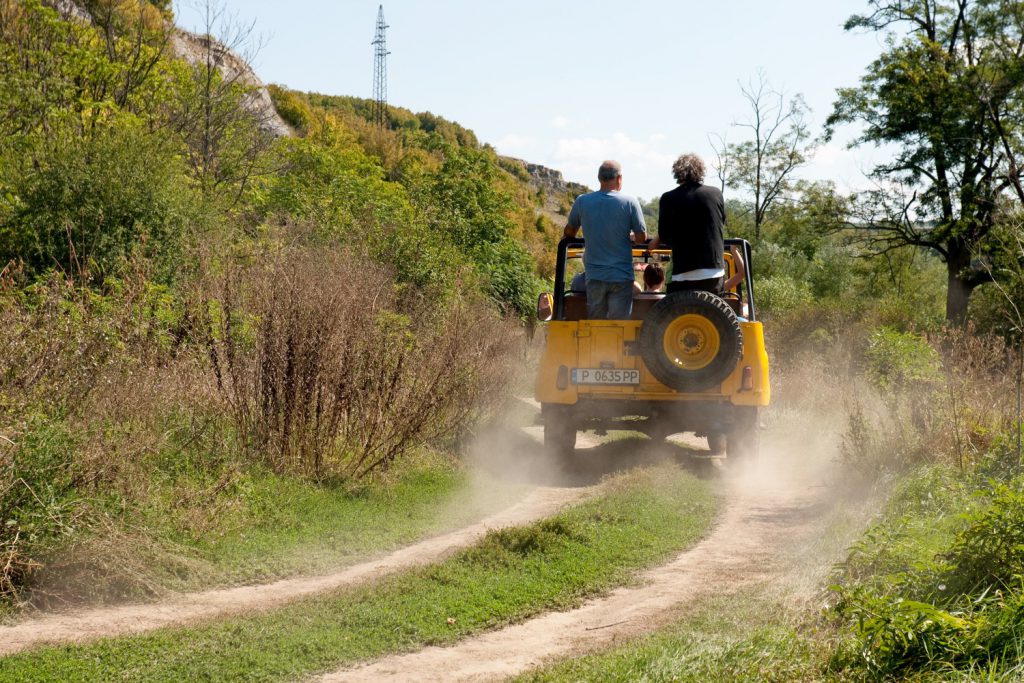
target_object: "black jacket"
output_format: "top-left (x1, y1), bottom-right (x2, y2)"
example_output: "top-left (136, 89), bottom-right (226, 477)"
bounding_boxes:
top-left (657, 183), bottom-right (725, 274)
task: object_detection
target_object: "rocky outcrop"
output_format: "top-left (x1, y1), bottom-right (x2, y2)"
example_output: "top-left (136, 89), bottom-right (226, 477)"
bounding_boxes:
top-left (48, 0), bottom-right (92, 22)
top-left (43, 0), bottom-right (291, 139)
top-left (170, 31), bottom-right (291, 138)
top-left (504, 157), bottom-right (590, 197)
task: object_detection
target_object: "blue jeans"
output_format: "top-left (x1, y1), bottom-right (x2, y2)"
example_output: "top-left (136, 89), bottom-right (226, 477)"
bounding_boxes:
top-left (586, 279), bottom-right (633, 319)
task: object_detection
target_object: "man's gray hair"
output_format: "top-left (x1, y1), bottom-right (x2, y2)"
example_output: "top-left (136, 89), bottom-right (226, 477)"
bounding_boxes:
top-left (597, 160), bottom-right (622, 182)
top-left (672, 153), bottom-right (705, 185)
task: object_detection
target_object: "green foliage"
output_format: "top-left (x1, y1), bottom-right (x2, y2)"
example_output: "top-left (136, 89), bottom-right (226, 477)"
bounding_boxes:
top-left (865, 327), bottom-right (942, 390)
top-left (834, 588), bottom-right (978, 676)
top-left (831, 465), bottom-right (1024, 678)
top-left (0, 0), bottom-right (201, 282)
top-left (418, 145), bottom-right (542, 315)
top-left (828, 1), bottom-right (1024, 324)
top-left (942, 484), bottom-right (1024, 596)
top-left (267, 84), bottom-right (311, 132)
top-left (0, 122), bottom-right (196, 282)
top-left (1, 418), bottom-right (79, 545)
top-left (167, 53), bottom-right (274, 201)
top-left (258, 134), bottom-right (451, 291)
top-left (0, 0), bottom-right (171, 137)
top-left (756, 275), bottom-right (812, 315)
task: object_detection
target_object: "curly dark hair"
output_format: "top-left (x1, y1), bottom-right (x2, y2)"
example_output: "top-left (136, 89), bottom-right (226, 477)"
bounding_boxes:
top-left (672, 153), bottom-right (705, 185)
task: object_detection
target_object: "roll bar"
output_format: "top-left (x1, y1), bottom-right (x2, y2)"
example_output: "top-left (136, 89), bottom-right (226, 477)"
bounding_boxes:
top-left (551, 237), bottom-right (758, 322)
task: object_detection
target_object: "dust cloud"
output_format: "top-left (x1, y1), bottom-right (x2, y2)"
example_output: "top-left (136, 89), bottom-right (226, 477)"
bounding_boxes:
top-left (321, 358), bottom-right (883, 682)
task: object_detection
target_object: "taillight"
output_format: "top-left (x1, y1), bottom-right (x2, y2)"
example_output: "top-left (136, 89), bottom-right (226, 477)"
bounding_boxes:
top-left (556, 365), bottom-right (569, 390)
top-left (741, 366), bottom-right (753, 391)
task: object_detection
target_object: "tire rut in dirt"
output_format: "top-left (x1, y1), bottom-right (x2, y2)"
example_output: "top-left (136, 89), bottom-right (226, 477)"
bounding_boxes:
top-left (319, 447), bottom-right (837, 683)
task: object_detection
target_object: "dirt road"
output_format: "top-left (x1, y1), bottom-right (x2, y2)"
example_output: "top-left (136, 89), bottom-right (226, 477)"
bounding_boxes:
top-left (0, 417), bottom-right (846, 683)
top-left (319, 434), bottom-right (839, 682)
top-left (0, 483), bottom-right (598, 656)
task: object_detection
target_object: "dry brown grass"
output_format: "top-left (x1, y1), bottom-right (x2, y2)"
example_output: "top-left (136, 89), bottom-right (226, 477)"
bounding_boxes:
top-left (768, 308), bottom-right (1021, 481)
top-left (930, 325), bottom-right (1019, 469)
top-left (204, 246), bottom-right (519, 480)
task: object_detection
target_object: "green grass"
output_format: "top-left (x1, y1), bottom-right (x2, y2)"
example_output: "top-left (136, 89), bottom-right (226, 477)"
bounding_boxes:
top-left (145, 457), bottom-right (526, 588)
top-left (517, 592), bottom-right (828, 683)
top-left (4, 454), bottom-right (529, 613)
top-left (825, 467), bottom-right (1024, 679)
top-left (0, 463), bottom-right (716, 682)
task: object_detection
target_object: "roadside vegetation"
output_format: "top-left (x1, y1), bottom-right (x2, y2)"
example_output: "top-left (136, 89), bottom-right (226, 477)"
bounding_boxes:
top-left (0, 0), bottom-right (575, 609)
top-left (0, 464), bottom-right (716, 682)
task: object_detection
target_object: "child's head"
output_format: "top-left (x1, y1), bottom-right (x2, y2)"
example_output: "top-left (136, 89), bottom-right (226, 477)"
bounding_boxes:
top-left (643, 263), bottom-right (666, 291)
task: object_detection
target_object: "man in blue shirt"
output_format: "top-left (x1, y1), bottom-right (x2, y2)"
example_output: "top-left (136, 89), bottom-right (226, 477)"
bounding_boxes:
top-left (563, 160), bottom-right (647, 319)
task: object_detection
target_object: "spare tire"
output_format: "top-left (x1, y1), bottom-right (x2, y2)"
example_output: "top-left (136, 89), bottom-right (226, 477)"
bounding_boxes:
top-left (639, 290), bottom-right (742, 392)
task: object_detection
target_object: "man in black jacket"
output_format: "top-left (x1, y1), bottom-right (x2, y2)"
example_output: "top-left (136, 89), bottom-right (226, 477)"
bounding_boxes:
top-left (647, 153), bottom-right (725, 294)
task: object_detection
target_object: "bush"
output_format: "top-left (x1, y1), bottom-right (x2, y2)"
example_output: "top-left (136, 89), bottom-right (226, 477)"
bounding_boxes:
top-left (205, 246), bottom-right (519, 480)
top-left (757, 275), bottom-right (813, 315)
top-left (830, 470), bottom-right (1024, 678)
top-left (0, 122), bottom-right (198, 283)
top-left (0, 271), bottom-right (185, 419)
top-left (941, 483), bottom-right (1024, 595)
top-left (865, 327), bottom-right (941, 391)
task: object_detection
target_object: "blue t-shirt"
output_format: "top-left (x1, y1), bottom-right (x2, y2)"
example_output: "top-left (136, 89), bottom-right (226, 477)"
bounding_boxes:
top-left (567, 190), bottom-right (645, 282)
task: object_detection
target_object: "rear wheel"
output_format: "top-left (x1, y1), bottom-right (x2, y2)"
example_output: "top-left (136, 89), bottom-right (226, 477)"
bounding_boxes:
top-left (727, 407), bottom-right (760, 462)
top-left (542, 404), bottom-right (576, 460)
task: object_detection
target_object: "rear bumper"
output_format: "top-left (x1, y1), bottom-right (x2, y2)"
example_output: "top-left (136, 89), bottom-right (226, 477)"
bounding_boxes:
top-left (540, 398), bottom-right (751, 435)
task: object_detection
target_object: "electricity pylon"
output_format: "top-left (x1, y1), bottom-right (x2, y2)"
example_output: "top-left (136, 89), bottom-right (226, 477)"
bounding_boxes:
top-left (371, 5), bottom-right (389, 128)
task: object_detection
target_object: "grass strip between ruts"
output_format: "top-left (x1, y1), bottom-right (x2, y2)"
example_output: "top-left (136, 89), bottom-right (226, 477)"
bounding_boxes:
top-left (0, 463), bottom-right (716, 683)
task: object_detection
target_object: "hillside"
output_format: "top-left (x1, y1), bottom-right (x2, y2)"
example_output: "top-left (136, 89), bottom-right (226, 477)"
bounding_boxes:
top-left (0, 0), bottom-right (571, 606)
top-left (2, 2), bottom-right (1024, 681)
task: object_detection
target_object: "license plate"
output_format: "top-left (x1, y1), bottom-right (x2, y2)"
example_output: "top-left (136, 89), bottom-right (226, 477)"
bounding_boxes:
top-left (571, 368), bottom-right (640, 385)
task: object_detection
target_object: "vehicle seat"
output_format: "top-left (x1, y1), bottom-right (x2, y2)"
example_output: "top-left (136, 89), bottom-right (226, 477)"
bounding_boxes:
top-left (630, 293), bottom-right (664, 319)
top-left (562, 292), bottom-right (665, 321)
top-left (564, 292), bottom-right (588, 321)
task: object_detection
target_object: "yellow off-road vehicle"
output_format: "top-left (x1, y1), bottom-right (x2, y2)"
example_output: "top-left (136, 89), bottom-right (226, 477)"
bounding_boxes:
top-left (534, 237), bottom-right (770, 461)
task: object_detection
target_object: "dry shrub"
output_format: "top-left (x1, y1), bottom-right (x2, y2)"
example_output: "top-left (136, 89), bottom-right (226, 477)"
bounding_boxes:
top-left (835, 325), bottom-right (1019, 479)
top-left (930, 326), bottom-right (1019, 470)
top-left (0, 268), bottom-right (225, 604)
top-left (769, 300), bottom-right (1022, 479)
top-left (0, 266), bottom-right (187, 422)
top-left (206, 247), bottom-right (519, 480)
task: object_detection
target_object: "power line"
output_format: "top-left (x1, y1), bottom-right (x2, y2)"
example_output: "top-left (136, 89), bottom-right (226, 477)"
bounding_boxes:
top-left (371, 5), bottom-right (389, 128)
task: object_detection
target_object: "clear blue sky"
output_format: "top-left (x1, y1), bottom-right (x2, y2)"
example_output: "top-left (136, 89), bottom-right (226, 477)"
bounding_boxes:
top-left (175, 0), bottom-right (889, 200)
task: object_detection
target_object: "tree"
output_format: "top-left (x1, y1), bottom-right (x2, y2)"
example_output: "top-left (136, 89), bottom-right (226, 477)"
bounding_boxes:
top-left (827, 0), bottom-right (1024, 325)
top-left (167, 0), bottom-right (275, 202)
top-left (712, 71), bottom-right (813, 240)
top-left (0, 0), bottom-right (170, 138)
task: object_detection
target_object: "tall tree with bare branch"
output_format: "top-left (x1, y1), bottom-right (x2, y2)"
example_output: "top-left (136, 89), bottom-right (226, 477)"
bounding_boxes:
top-left (713, 71), bottom-right (813, 241)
